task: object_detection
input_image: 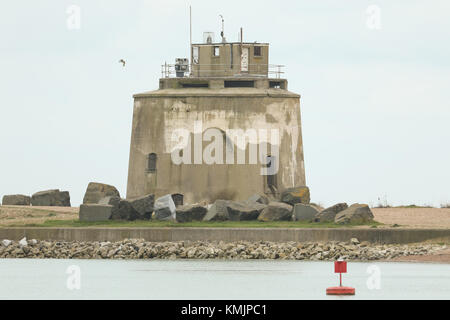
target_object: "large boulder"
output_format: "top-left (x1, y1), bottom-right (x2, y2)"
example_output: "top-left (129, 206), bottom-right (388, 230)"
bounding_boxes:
top-left (171, 193), bottom-right (184, 207)
top-left (79, 204), bottom-right (113, 222)
top-left (258, 202), bottom-right (293, 222)
top-left (226, 201), bottom-right (266, 221)
top-left (98, 196), bottom-right (120, 218)
top-left (280, 186), bottom-right (310, 205)
top-left (246, 194), bottom-right (270, 205)
top-left (153, 194), bottom-right (176, 221)
top-left (203, 200), bottom-right (232, 221)
top-left (335, 204), bottom-right (374, 225)
top-left (83, 182), bottom-right (120, 204)
top-left (2, 195), bottom-right (31, 206)
top-left (176, 205), bottom-right (207, 222)
top-left (314, 203), bottom-right (348, 223)
top-left (110, 199), bottom-right (140, 221)
top-left (292, 203), bottom-right (319, 222)
top-left (128, 194), bottom-right (155, 220)
top-left (31, 189), bottom-right (71, 207)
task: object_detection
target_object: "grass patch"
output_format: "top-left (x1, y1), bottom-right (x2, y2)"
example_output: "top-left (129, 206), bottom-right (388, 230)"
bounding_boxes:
top-left (6, 219), bottom-right (382, 229)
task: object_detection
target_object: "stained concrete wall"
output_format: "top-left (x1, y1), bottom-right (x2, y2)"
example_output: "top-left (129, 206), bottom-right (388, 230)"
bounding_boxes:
top-left (126, 87), bottom-right (305, 204)
top-left (1, 228), bottom-right (449, 244)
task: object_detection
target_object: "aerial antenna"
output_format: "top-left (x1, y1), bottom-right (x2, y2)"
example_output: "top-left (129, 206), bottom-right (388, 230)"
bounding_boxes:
top-left (219, 14), bottom-right (226, 43)
top-left (189, 5), bottom-right (192, 76)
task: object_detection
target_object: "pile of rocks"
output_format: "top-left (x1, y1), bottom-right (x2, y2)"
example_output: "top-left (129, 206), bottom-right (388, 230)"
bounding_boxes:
top-left (80, 182), bottom-right (189, 222)
top-left (2, 190), bottom-right (71, 207)
top-left (79, 182), bottom-right (155, 221)
top-left (0, 237), bottom-right (445, 260)
top-left (79, 184), bottom-right (374, 225)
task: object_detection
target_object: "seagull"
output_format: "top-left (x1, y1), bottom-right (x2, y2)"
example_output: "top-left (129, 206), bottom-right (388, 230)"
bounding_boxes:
top-left (119, 59), bottom-right (126, 67)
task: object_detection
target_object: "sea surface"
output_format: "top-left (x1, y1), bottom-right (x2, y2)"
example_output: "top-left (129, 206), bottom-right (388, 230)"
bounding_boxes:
top-left (0, 259), bottom-right (448, 299)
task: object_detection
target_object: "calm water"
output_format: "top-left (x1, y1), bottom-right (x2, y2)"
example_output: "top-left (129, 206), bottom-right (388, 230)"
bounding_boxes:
top-left (0, 259), bottom-right (448, 300)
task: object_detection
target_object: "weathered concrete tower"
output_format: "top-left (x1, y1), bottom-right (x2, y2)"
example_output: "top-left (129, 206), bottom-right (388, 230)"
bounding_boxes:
top-left (126, 32), bottom-right (306, 204)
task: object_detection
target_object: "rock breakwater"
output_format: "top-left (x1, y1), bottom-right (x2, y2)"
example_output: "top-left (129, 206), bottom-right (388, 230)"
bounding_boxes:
top-left (0, 238), bottom-right (445, 261)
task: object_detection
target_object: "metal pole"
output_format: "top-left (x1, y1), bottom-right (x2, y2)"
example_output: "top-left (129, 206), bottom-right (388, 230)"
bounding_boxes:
top-left (189, 5), bottom-right (192, 76)
top-left (240, 27), bottom-right (243, 74)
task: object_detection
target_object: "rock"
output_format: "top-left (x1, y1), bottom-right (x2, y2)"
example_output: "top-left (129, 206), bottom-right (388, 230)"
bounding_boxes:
top-left (314, 203), bottom-right (348, 222)
top-left (335, 204), bottom-right (375, 225)
top-left (79, 204), bottom-right (113, 222)
top-left (246, 194), bottom-right (269, 205)
top-left (2, 239), bottom-right (12, 247)
top-left (98, 195), bottom-right (120, 208)
top-left (19, 237), bottom-right (28, 247)
top-left (98, 196), bottom-right (120, 218)
top-left (176, 205), bottom-right (207, 222)
top-left (258, 202), bottom-right (293, 221)
top-left (110, 199), bottom-right (141, 221)
top-left (82, 182), bottom-right (120, 204)
top-left (226, 201), bottom-right (266, 221)
top-left (30, 239), bottom-right (38, 245)
top-left (292, 203), bottom-right (319, 222)
top-left (171, 193), bottom-right (184, 207)
top-left (350, 238), bottom-right (360, 245)
top-left (280, 186), bottom-right (310, 205)
top-left (31, 189), bottom-right (71, 207)
top-left (58, 191), bottom-right (71, 206)
top-left (310, 203), bottom-right (324, 212)
top-left (153, 195), bottom-right (176, 221)
top-left (360, 241), bottom-right (370, 247)
top-left (2, 194), bottom-right (31, 206)
top-left (128, 194), bottom-right (155, 220)
top-left (203, 200), bottom-right (232, 221)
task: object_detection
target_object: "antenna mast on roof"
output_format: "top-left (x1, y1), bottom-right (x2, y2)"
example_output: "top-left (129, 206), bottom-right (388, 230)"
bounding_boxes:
top-left (189, 5), bottom-right (192, 76)
top-left (219, 14), bottom-right (226, 43)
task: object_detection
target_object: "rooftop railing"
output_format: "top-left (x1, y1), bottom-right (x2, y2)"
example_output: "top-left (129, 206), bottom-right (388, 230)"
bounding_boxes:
top-left (161, 63), bottom-right (285, 79)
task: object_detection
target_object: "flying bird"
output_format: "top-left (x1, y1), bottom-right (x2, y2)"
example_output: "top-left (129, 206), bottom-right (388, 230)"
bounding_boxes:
top-left (119, 59), bottom-right (126, 67)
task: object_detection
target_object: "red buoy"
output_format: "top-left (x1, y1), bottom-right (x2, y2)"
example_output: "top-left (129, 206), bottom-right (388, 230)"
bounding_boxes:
top-left (326, 261), bottom-right (355, 295)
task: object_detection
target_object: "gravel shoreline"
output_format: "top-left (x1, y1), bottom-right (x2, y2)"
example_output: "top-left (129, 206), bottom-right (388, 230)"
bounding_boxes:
top-left (0, 238), bottom-right (447, 260)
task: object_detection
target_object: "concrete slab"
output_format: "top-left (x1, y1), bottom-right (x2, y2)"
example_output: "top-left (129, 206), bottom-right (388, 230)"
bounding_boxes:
top-left (79, 204), bottom-right (113, 222)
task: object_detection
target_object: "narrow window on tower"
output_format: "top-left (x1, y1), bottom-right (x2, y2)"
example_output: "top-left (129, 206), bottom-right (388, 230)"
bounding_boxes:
top-left (147, 153), bottom-right (157, 173)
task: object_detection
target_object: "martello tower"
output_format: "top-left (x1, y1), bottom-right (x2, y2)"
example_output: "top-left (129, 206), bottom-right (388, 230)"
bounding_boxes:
top-left (126, 26), bottom-right (306, 204)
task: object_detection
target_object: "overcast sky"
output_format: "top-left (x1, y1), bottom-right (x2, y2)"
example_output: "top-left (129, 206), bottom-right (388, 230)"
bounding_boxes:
top-left (1, 0), bottom-right (449, 207)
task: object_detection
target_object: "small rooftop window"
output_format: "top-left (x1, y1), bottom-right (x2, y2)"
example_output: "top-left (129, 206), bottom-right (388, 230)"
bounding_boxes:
top-left (254, 46), bottom-right (262, 57)
top-left (224, 80), bottom-right (254, 88)
top-left (213, 46), bottom-right (220, 57)
top-left (269, 81), bottom-right (281, 89)
top-left (181, 82), bottom-right (209, 88)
